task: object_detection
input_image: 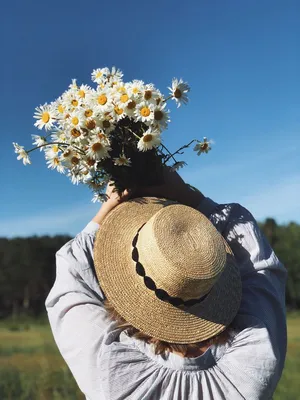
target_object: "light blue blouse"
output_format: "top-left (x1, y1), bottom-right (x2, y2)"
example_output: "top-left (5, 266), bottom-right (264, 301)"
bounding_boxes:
top-left (46, 198), bottom-right (287, 400)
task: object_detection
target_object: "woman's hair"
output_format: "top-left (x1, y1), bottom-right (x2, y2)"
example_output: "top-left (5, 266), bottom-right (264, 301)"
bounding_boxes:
top-left (104, 299), bottom-right (232, 356)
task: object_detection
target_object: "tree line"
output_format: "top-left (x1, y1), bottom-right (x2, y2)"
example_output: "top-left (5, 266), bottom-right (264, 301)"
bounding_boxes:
top-left (0, 218), bottom-right (299, 318)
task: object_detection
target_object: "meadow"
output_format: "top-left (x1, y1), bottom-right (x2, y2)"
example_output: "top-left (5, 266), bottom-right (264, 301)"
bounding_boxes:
top-left (0, 315), bottom-right (299, 400)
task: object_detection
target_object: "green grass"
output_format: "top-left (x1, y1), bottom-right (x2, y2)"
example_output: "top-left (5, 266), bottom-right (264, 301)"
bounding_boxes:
top-left (273, 313), bottom-right (300, 400)
top-left (0, 314), bottom-right (299, 399)
top-left (0, 321), bottom-right (83, 400)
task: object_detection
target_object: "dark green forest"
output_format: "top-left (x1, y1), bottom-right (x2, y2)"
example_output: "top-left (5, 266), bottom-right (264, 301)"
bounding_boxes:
top-left (0, 218), bottom-right (299, 318)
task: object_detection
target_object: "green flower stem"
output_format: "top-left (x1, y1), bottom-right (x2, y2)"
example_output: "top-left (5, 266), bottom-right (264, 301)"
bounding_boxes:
top-left (164, 139), bottom-right (197, 163)
top-left (26, 142), bottom-right (85, 155)
top-left (160, 143), bottom-right (177, 164)
top-left (127, 128), bottom-right (141, 140)
top-left (163, 95), bottom-right (173, 102)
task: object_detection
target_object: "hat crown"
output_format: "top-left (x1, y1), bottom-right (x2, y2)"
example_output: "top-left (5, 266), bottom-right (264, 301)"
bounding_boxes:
top-left (136, 204), bottom-right (227, 301)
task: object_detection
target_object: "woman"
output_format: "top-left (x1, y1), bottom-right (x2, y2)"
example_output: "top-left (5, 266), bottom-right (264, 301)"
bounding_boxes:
top-left (46, 170), bottom-right (287, 399)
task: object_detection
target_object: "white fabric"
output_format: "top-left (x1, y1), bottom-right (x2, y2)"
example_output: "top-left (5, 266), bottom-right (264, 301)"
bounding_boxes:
top-left (46, 198), bottom-right (287, 400)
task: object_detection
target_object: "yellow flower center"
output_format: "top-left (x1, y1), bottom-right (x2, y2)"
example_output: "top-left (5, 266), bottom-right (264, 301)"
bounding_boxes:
top-left (144, 90), bottom-right (152, 100)
top-left (71, 128), bottom-right (81, 138)
top-left (85, 109), bottom-right (93, 118)
top-left (86, 119), bottom-right (96, 130)
top-left (114, 106), bottom-right (123, 115)
top-left (92, 142), bottom-right (103, 152)
top-left (52, 145), bottom-right (59, 152)
top-left (57, 105), bottom-right (65, 113)
top-left (127, 100), bottom-right (136, 110)
top-left (42, 112), bottom-right (50, 123)
top-left (118, 157), bottom-right (127, 165)
top-left (96, 71), bottom-right (102, 78)
top-left (174, 88), bottom-right (182, 99)
top-left (98, 132), bottom-right (106, 140)
top-left (63, 150), bottom-right (71, 157)
top-left (78, 90), bottom-right (85, 98)
top-left (103, 120), bottom-right (111, 128)
top-left (71, 156), bottom-right (80, 165)
top-left (143, 134), bottom-right (153, 143)
top-left (87, 158), bottom-right (95, 166)
top-left (133, 87), bottom-right (139, 94)
top-left (53, 158), bottom-right (60, 166)
top-left (118, 86), bottom-right (126, 93)
top-left (71, 99), bottom-right (78, 107)
top-left (140, 107), bottom-right (151, 117)
top-left (154, 110), bottom-right (164, 121)
top-left (98, 95), bottom-right (107, 105)
top-left (72, 116), bottom-right (79, 125)
top-left (120, 94), bottom-right (129, 103)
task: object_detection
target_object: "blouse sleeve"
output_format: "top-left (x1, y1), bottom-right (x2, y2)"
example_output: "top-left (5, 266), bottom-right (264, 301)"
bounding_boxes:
top-left (198, 199), bottom-right (287, 399)
top-left (45, 221), bottom-right (116, 397)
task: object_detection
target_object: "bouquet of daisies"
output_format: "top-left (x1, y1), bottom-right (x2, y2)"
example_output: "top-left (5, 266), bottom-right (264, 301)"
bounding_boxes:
top-left (13, 67), bottom-right (211, 202)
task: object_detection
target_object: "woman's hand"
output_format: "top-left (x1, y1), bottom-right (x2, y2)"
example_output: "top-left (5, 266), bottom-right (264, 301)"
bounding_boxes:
top-left (136, 168), bottom-right (205, 208)
top-left (92, 168), bottom-right (204, 225)
top-left (92, 184), bottom-right (131, 225)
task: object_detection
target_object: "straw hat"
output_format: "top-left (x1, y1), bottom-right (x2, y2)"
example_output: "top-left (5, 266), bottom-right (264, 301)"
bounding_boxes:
top-left (94, 197), bottom-right (242, 343)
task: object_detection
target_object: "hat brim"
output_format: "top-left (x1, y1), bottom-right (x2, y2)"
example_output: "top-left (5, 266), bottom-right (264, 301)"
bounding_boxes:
top-left (94, 197), bottom-right (242, 343)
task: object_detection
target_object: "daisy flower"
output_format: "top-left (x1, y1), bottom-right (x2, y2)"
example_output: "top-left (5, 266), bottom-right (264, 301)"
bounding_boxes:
top-left (91, 68), bottom-right (109, 84)
top-left (60, 147), bottom-right (75, 167)
top-left (77, 84), bottom-right (92, 99)
top-left (168, 78), bottom-right (190, 107)
top-left (44, 144), bottom-right (61, 160)
top-left (112, 105), bottom-right (126, 121)
top-left (135, 102), bottom-right (154, 123)
top-left (13, 142), bottom-right (31, 165)
top-left (106, 66), bottom-right (123, 86)
top-left (61, 90), bottom-right (83, 111)
top-left (142, 84), bottom-right (161, 104)
top-left (89, 128), bottom-right (110, 145)
top-left (55, 103), bottom-right (66, 117)
top-left (69, 79), bottom-right (78, 90)
top-left (31, 135), bottom-right (47, 150)
top-left (67, 111), bottom-right (84, 129)
top-left (137, 130), bottom-right (161, 152)
top-left (86, 140), bottom-right (111, 160)
top-left (127, 80), bottom-right (145, 98)
top-left (34, 104), bottom-right (56, 130)
top-left (51, 129), bottom-right (67, 143)
top-left (93, 88), bottom-right (113, 114)
top-left (46, 156), bottom-right (65, 173)
top-left (97, 116), bottom-right (115, 134)
top-left (193, 137), bottom-right (212, 155)
top-left (124, 99), bottom-right (138, 117)
top-left (170, 161), bottom-right (187, 171)
top-left (152, 103), bottom-right (170, 130)
top-left (113, 154), bottom-right (131, 167)
top-left (115, 89), bottom-right (132, 108)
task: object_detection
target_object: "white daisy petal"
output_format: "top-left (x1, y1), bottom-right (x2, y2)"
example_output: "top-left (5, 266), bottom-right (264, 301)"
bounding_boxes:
top-left (193, 137), bottom-right (212, 155)
top-left (137, 130), bottom-right (161, 152)
top-left (168, 78), bottom-right (190, 107)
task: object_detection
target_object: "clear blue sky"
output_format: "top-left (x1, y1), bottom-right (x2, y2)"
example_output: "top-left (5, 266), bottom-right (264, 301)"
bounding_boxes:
top-left (1, 0), bottom-right (299, 237)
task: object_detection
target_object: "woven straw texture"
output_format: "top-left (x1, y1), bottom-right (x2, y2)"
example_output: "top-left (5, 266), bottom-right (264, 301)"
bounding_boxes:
top-left (94, 197), bottom-right (242, 343)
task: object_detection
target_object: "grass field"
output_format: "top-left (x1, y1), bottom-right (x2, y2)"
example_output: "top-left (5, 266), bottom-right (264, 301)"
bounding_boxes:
top-left (0, 315), bottom-right (299, 400)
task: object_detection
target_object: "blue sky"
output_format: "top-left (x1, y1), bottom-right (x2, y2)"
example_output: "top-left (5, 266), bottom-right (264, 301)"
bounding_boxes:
top-left (1, 0), bottom-right (299, 237)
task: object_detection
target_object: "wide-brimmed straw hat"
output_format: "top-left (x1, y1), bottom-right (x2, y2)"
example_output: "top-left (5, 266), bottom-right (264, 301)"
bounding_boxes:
top-left (94, 197), bottom-right (242, 344)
